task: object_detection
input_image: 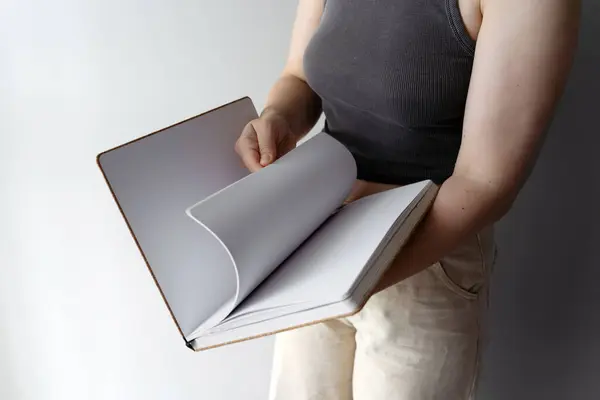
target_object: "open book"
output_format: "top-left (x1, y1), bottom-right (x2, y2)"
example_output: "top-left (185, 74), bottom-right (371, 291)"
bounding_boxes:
top-left (97, 97), bottom-right (438, 351)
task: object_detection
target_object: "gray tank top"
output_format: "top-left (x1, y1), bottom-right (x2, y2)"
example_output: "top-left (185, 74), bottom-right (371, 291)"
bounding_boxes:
top-left (303, 0), bottom-right (476, 185)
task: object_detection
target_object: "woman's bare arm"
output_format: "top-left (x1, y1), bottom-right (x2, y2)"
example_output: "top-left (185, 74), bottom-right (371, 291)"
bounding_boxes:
top-left (236, 0), bottom-right (324, 171)
top-left (376, 0), bottom-right (581, 291)
top-left (262, 0), bottom-right (324, 139)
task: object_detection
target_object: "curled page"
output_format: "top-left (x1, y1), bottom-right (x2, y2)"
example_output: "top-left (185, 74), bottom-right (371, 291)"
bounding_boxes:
top-left (186, 133), bottom-right (356, 335)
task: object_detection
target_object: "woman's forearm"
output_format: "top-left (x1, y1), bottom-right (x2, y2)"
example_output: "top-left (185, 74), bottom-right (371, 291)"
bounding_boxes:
top-left (263, 74), bottom-right (322, 140)
top-left (375, 174), bottom-right (514, 292)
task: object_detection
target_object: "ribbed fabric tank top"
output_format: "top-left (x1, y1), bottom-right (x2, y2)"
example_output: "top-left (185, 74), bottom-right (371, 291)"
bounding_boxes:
top-left (303, 0), bottom-right (476, 185)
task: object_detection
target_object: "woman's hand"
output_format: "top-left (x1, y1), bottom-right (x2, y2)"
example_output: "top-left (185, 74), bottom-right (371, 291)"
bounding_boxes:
top-left (235, 109), bottom-right (298, 172)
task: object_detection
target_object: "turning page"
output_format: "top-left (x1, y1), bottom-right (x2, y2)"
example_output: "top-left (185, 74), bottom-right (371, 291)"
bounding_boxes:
top-left (186, 132), bottom-right (357, 334)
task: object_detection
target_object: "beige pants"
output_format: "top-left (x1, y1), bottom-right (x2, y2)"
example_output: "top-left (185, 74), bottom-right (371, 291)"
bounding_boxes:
top-left (268, 182), bottom-right (497, 400)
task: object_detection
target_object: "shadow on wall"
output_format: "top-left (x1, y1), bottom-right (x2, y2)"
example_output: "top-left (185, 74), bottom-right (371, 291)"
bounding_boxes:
top-left (477, 3), bottom-right (600, 400)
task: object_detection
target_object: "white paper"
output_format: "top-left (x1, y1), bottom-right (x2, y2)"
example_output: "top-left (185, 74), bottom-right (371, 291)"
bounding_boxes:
top-left (186, 132), bottom-right (357, 334)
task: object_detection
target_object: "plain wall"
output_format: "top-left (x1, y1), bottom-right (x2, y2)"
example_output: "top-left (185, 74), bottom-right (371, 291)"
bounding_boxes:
top-left (1, 1), bottom-right (598, 400)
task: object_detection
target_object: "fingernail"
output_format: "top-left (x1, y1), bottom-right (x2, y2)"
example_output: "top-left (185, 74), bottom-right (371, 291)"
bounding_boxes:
top-left (261, 154), bottom-right (272, 165)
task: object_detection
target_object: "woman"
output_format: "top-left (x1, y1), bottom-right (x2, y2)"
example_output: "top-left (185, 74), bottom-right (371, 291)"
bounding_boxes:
top-left (235, 0), bottom-right (580, 399)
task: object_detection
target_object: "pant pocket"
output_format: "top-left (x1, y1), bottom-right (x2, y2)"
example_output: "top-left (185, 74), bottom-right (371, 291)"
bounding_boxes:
top-left (432, 261), bottom-right (479, 300)
top-left (431, 228), bottom-right (494, 301)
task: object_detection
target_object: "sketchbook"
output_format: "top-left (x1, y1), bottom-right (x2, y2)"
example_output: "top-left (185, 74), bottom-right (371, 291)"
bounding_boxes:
top-left (97, 97), bottom-right (438, 351)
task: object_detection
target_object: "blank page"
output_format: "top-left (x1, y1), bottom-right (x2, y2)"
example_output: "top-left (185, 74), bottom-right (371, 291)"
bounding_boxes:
top-left (224, 181), bottom-right (431, 323)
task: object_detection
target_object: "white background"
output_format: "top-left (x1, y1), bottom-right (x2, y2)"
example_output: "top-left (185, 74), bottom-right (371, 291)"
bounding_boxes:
top-left (2, 1), bottom-right (599, 400)
top-left (1, 1), bottom-right (297, 399)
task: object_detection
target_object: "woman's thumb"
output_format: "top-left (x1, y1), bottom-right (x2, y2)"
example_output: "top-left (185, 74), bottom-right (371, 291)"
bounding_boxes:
top-left (258, 130), bottom-right (278, 166)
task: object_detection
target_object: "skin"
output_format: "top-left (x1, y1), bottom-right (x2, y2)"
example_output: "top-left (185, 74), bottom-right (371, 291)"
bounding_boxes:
top-left (235, 0), bottom-right (581, 294)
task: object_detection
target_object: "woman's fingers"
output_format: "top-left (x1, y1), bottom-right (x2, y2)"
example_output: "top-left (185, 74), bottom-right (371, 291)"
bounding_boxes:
top-left (235, 122), bottom-right (263, 172)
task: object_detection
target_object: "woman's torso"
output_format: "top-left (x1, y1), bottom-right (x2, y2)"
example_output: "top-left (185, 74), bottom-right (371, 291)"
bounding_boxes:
top-left (303, 0), bottom-right (480, 185)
